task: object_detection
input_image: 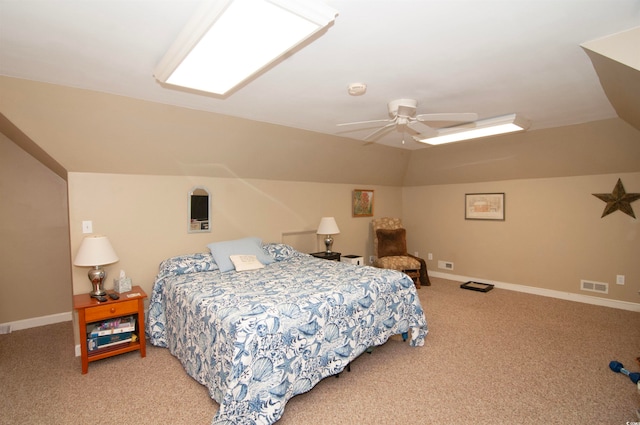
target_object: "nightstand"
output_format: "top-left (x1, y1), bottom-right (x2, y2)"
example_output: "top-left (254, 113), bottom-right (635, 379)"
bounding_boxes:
top-left (341, 255), bottom-right (364, 265)
top-left (310, 251), bottom-right (341, 261)
top-left (73, 286), bottom-right (147, 374)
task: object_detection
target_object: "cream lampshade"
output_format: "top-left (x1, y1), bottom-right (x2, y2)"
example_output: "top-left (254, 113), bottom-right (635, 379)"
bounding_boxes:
top-left (316, 217), bottom-right (340, 253)
top-left (74, 235), bottom-right (119, 298)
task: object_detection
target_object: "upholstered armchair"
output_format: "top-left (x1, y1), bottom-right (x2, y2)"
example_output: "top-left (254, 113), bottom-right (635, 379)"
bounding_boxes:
top-left (372, 217), bottom-right (430, 288)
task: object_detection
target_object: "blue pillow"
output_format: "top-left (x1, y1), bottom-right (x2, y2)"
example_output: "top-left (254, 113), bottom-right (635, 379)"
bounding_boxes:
top-left (207, 237), bottom-right (274, 272)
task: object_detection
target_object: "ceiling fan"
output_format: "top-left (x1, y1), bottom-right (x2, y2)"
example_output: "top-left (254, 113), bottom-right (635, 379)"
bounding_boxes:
top-left (337, 99), bottom-right (478, 143)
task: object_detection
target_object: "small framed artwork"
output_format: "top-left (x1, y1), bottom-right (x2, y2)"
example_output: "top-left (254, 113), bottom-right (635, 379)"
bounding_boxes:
top-left (465, 193), bottom-right (505, 221)
top-left (352, 189), bottom-right (374, 217)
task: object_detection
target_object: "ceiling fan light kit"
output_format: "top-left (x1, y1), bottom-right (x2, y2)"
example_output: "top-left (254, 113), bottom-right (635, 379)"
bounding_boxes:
top-left (414, 113), bottom-right (530, 145)
top-left (154, 0), bottom-right (338, 95)
top-left (387, 98), bottom-right (417, 116)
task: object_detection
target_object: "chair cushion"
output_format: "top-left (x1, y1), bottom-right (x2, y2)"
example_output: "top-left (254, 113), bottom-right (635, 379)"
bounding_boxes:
top-left (376, 228), bottom-right (407, 257)
top-left (374, 255), bottom-right (421, 271)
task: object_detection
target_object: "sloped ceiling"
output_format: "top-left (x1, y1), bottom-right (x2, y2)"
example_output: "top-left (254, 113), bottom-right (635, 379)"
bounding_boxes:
top-left (0, 77), bottom-right (412, 186)
top-left (582, 27), bottom-right (640, 132)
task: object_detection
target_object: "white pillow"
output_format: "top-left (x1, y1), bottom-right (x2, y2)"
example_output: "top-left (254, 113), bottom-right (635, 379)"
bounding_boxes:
top-left (230, 255), bottom-right (265, 272)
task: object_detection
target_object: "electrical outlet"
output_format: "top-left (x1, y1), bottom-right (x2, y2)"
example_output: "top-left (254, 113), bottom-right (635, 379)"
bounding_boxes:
top-left (369, 255), bottom-right (375, 264)
top-left (414, 251), bottom-right (419, 257)
top-left (616, 275), bottom-right (625, 285)
top-left (428, 253), bottom-right (433, 260)
top-left (82, 220), bottom-right (93, 234)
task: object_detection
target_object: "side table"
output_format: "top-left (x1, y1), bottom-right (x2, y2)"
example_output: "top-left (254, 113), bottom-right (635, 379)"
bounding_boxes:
top-left (310, 251), bottom-right (341, 261)
top-left (73, 286), bottom-right (147, 374)
top-left (341, 255), bottom-right (364, 265)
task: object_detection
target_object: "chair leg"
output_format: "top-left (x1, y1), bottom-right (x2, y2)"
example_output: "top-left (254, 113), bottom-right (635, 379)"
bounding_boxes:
top-left (403, 269), bottom-right (420, 289)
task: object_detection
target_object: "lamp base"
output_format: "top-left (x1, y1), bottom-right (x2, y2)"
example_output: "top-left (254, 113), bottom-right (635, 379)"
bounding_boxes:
top-left (88, 266), bottom-right (107, 298)
top-left (324, 235), bottom-right (334, 253)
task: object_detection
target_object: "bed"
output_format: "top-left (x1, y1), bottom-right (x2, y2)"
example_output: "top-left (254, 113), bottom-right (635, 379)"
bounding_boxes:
top-left (147, 242), bottom-right (428, 425)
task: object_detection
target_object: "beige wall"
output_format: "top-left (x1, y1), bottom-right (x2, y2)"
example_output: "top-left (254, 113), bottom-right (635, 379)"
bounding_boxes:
top-left (1, 76), bottom-right (639, 330)
top-left (67, 170), bottom-right (640, 311)
top-left (0, 134), bottom-right (72, 323)
top-left (68, 172), bottom-right (402, 298)
top-left (3, 140), bottom-right (640, 334)
top-left (403, 118), bottom-right (640, 186)
top-left (402, 172), bottom-right (640, 303)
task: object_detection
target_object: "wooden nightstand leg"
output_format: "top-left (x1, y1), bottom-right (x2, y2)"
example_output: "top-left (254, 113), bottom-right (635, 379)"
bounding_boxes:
top-left (78, 309), bottom-right (89, 374)
top-left (137, 298), bottom-right (146, 358)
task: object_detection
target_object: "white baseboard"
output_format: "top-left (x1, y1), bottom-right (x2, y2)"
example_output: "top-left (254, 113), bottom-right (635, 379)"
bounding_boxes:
top-left (0, 311), bottom-right (72, 333)
top-left (429, 271), bottom-right (640, 312)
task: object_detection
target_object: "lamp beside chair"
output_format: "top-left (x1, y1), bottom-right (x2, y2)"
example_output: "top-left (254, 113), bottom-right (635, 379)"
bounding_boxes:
top-left (317, 217), bottom-right (340, 253)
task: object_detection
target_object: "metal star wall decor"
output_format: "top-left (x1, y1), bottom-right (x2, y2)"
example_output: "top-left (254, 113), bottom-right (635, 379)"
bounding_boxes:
top-left (592, 178), bottom-right (640, 218)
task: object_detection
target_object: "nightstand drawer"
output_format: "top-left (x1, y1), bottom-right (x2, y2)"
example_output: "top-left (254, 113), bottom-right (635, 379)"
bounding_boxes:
top-left (84, 300), bottom-right (138, 322)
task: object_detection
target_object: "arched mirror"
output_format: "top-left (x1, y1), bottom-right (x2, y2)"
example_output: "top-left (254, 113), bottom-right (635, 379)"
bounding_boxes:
top-left (188, 186), bottom-right (211, 233)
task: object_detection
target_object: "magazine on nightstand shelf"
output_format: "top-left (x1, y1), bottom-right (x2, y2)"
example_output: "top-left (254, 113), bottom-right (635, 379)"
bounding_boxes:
top-left (87, 332), bottom-right (133, 352)
top-left (87, 316), bottom-right (136, 337)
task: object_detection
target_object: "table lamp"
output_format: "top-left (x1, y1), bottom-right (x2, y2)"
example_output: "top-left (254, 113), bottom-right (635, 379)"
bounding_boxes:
top-left (317, 217), bottom-right (340, 253)
top-left (73, 235), bottom-right (119, 298)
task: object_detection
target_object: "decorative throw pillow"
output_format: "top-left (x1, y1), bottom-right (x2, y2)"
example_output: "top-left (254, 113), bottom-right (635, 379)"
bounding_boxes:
top-left (376, 228), bottom-right (407, 257)
top-left (229, 255), bottom-right (265, 272)
top-left (263, 243), bottom-right (301, 262)
top-left (157, 252), bottom-right (219, 278)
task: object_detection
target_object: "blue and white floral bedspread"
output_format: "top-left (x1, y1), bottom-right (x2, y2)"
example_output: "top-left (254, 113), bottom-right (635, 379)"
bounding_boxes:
top-left (147, 244), bottom-right (428, 425)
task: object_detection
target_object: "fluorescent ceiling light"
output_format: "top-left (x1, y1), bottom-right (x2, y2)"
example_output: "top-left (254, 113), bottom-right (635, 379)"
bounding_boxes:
top-left (414, 114), bottom-right (530, 145)
top-left (154, 0), bottom-right (338, 95)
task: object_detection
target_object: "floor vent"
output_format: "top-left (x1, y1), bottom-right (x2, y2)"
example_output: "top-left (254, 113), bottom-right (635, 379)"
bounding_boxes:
top-left (580, 280), bottom-right (609, 294)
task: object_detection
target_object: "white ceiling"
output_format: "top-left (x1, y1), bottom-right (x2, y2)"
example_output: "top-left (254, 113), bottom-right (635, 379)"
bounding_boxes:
top-left (1, 0), bottom-right (639, 150)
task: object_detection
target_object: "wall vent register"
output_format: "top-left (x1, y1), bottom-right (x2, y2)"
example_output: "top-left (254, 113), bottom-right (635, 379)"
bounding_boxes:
top-left (580, 279), bottom-right (609, 294)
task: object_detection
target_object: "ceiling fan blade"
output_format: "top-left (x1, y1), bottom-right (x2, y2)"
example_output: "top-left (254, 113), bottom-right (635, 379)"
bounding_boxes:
top-left (407, 121), bottom-right (438, 140)
top-left (408, 121), bottom-right (438, 138)
top-left (415, 112), bottom-right (478, 122)
top-left (337, 118), bottom-right (392, 127)
top-left (364, 123), bottom-right (396, 140)
top-left (401, 123), bottom-right (421, 136)
top-left (408, 120), bottom-right (434, 133)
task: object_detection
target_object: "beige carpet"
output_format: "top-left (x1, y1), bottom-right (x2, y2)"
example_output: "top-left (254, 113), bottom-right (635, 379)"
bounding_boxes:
top-left (1, 277), bottom-right (639, 425)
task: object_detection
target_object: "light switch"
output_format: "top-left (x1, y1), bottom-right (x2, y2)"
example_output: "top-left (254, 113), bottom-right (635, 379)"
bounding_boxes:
top-left (82, 221), bottom-right (93, 234)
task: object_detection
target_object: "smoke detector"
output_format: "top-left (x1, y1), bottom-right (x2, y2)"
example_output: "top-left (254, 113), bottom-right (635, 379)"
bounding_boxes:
top-left (347, 83), bottom-right (367, 96)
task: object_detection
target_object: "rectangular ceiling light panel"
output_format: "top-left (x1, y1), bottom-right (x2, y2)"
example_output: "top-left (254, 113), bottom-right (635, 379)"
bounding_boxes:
top-left (416, 113), bottom-right (530, 145)
top-left (154, 0), bottom-right (338, 95)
